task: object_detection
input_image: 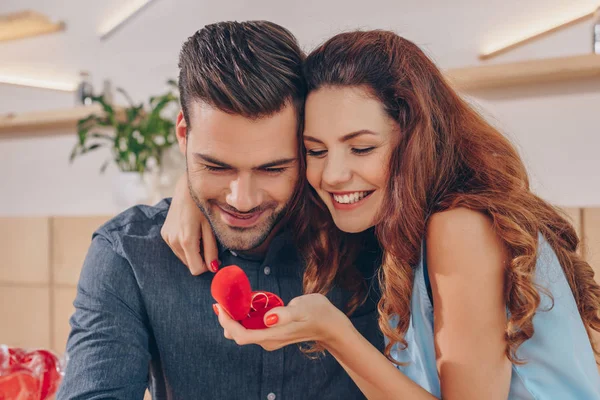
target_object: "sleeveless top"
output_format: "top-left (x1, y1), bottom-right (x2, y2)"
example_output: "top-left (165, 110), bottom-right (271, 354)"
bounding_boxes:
top-left (389, 234), bottom-right (600, 399)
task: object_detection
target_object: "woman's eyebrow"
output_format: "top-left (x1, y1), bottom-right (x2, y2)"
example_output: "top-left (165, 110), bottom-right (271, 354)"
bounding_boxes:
top-left (304, 129), bottom-right (377, 144)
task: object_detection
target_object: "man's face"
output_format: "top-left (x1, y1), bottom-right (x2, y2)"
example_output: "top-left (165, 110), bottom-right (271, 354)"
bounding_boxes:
top-left (176, 101), bottom-right (299, 251)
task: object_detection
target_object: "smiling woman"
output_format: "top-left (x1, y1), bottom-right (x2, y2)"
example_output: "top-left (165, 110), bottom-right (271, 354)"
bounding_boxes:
top-left (303, 86), bottom-right (396, 233)
top-left (290, 29), bottom-right (600, 400)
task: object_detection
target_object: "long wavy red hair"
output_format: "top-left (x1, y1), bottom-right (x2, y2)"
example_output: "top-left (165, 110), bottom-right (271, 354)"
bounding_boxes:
top-left (293, 30), bottom-right (600, 364)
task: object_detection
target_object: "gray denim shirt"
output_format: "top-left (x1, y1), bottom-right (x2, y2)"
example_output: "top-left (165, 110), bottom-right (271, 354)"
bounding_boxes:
top-left (57, 198), bottom-right (383, 400)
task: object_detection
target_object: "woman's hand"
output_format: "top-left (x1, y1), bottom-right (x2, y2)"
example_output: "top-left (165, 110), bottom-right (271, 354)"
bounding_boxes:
top-left (214, 293), bottom-right (351, 351)
top-left (161, 174), bottom-right (220, 275)
top-left (216, 294), bottom-right (438, 400)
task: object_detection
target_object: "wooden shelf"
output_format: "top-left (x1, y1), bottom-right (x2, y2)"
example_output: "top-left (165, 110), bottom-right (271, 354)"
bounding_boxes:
top-left (0, 104), bottom-right (104, 135)
top-left (1, 54), bottom-right (599, 136)
top-left (446, 54), bottom-right (600, 91)
top-left (0, 10), bottom-right (65, 42)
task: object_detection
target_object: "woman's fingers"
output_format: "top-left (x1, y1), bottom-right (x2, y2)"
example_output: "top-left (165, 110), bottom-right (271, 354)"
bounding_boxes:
top-left (166, 229), bottom-right (208, 275)
top-left (263, 306), bottom-right (292, 328)
top-left (161, 173), bottom-right (216, 275)
top-left (161, 227), bottom-right (185, 266)
top-left (215, 304), bottom-right (312, 351)
top-left (201, 221), bottom-right (220, 272)
top-left (216, 305), bottom-right (243, 333)
top-left (166, 237), bottom-right (188, 268)
top-left (182, 233), bottom-right (207, 275)
top-left (216, 305), bottom-right (255, 345)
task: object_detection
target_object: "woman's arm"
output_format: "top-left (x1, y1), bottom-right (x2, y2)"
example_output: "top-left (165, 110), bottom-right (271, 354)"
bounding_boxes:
top-left (323, 317), bottom-right (436, 399)
top-left (426, 207), bottom-right (512, 399)
top-left (161, 174), bottom-right (220, 275)
top-left (323, 208), bottom-right (511, 399)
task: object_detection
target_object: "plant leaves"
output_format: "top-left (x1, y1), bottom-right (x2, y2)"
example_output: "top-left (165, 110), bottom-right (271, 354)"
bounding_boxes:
top-left (73, 79), bottom-right (179, 174)
top-left (100, 159), bottom-right (110, 174)
top-left (116, 87), bottom-right (136, 108)
top-left (79, 143), bottom-right (102, 155)
top-left (69, 144), bottom-right (81, 163)
top-left (89, 132), bottom-right (113, 141)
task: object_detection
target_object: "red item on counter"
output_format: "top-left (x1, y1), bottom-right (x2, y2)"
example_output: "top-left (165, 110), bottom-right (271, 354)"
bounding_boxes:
top-left (211, 265), bottom-right (284, 329)
top-left (0, 346), bottom-right (64, 400)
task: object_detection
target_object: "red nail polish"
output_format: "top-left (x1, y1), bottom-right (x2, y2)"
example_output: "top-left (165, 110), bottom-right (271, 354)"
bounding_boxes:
top-left (213, 304), bottom-right (219, 316)
top-left (265, 314), bottom-right (278, 326)
top-left (210, 260), bottom-right (220, 273)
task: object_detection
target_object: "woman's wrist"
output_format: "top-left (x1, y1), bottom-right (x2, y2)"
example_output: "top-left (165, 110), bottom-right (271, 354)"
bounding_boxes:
top-left (319, 308), bottom-right (357, 350)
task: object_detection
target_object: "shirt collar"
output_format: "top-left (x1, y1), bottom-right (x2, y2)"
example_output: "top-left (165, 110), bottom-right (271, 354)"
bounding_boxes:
top-left (216, 225), bottom-right (295, 263)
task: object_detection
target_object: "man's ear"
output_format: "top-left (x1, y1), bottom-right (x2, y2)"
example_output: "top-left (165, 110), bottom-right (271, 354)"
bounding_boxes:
top-left (176, 110), bottom-right (187, 155)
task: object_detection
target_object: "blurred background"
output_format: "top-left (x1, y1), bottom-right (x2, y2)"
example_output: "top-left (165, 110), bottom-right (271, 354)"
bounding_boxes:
top-left (0, 0), bottom-right (599, 386)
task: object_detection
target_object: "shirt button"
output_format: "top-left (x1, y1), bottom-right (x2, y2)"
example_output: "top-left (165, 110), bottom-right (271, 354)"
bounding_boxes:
top-left (230, 250), bottom-right (238, 257)
top-left (263, 266), bottom-right (271, 275)
top-left (267, 393), bottom-right (276, 400)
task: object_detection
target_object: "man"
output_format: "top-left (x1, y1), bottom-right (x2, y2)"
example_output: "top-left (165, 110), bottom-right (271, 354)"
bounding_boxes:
top-left (58, 21), bottom-right (382, 400)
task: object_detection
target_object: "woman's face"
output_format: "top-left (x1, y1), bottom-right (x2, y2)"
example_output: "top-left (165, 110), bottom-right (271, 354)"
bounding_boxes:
top-left (303, 86), bottom-right (398, 233)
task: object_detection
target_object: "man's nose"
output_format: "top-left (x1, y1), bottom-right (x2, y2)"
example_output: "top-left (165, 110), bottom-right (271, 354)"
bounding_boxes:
top-left (226, 173), bottom-right (263, 212)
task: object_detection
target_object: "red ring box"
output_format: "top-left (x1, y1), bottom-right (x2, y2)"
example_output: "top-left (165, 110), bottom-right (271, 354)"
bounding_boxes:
top-left (210, 265), bottom-right (284, 329)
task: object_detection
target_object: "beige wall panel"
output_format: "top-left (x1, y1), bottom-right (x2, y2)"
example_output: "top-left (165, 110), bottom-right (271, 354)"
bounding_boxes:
top-left (52, 287), bottom-right (77, 353)
top-left (583, 208), bottom-right (600, 279)
top-left (51, 216), bottom-right (111, 286)
top-left (0, 217), bottom-right (49, 284)
top-left (560, 207), bottom-right (582, 240)
top-left (582, 208), bottom-right (600, 368)
top-left (0, 285), bottom-right (50, 349)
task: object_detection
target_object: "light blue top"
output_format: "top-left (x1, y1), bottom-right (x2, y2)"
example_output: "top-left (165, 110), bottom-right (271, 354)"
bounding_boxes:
top-left (389, 235), bottom-right (600, 399)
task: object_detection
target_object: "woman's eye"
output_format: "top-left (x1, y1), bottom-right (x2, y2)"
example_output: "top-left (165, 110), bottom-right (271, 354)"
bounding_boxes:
top-left (351, 147), bottom-right (376, 155)
top-left (306, 149), bottom-right (327, 158)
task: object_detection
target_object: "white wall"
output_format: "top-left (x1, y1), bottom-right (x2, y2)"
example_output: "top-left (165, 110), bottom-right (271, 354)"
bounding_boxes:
top-left (1, 0), bottom-right (599, 215)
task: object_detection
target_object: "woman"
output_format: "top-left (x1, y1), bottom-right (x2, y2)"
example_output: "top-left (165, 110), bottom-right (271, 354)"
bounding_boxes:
top-left (162, 30), bottom-right (600, 399)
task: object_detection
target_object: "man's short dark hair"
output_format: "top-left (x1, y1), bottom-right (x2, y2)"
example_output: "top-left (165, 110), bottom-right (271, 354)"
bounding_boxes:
top-left (178, 21), bottom-right (306, 127)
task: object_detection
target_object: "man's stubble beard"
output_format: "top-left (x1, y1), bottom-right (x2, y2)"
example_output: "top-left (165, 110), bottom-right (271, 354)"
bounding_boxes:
top-left (186, 179), bottom-right (290, 251)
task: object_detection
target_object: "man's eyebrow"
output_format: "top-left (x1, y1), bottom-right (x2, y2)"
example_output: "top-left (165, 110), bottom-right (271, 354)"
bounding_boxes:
top-left (192, 153), bottom-right (232, 168)
top-left (257, 158), bottom-right (297, 169)
top-left (193, 153), bottom-right (297, 170)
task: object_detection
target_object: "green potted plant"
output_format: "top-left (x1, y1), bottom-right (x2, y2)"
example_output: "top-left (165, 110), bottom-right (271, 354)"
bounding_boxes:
top-left (70, 80), bottom-right (180, 209)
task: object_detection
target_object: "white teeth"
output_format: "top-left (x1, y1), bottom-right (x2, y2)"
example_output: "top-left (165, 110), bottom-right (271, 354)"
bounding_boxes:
top-left (332, 191), bottom-right (370, 204)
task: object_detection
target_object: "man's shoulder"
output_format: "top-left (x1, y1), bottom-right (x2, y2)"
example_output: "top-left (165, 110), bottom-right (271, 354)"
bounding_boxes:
top-left (94, 198), bottom-right (172, 254)
top-left (80, 198), bottom-right (179, 292)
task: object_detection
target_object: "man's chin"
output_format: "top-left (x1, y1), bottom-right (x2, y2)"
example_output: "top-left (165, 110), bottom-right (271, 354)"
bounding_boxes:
top-left (204, 204), bottom-right (288, 252)
top-left (214, 224), bottom-right (272, 252)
